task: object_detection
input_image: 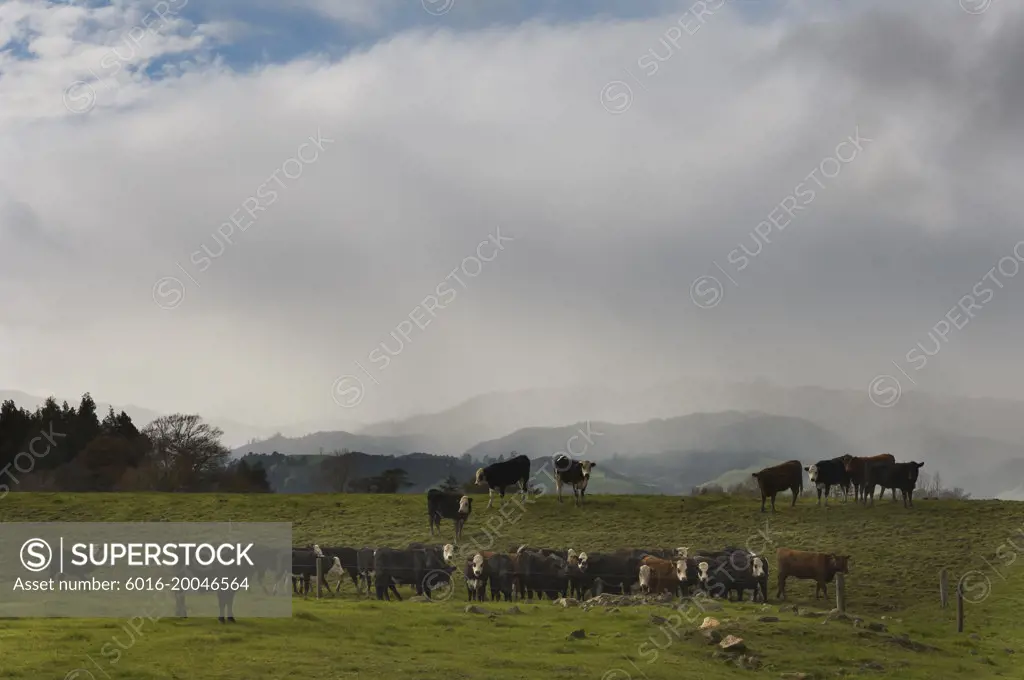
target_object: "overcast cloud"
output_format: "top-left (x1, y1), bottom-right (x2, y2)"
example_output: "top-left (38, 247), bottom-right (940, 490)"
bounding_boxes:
top-left (1, 0), bottom-right (1022, 430)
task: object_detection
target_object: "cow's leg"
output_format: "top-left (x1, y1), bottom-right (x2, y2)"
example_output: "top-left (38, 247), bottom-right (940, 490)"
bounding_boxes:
top-left (556, 478), bottom-right (564, 503)
top-left (776, 575), bottom-right (785, 600)
top-left (391, 584), bottom-right (402, 600)
top-left (907, 488), bottom-right (914, 508)
top-left (791, 486), bottom-right (798, 507)
top-left (771, 493), bottom-right (778, 513)
top-left (498, 486), bottom-right (507, 506)
top-left (760, 493), bottom-right (767, 512)
top-left (487, 487), bottom-right (495, 509)
top-left (824, 484), bottom-right (830, 507)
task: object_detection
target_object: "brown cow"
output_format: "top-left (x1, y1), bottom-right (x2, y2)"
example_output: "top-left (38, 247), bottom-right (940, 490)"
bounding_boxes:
top-left (775, 548), bottom-right (850, 600)
top-left (751, 460), bottom-right (803, 512)
top-left (840, 453), bottom-right (896, 503)
top-left (638, 556), bottom-right (679, 596)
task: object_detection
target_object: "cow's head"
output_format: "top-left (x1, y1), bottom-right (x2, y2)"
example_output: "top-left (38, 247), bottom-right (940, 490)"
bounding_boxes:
top-left (638, 564), bottom-right (652, 592)
top-left (752, 556), bottom-right (765, 578)
top-left (907, 461), bottom-right (925, 486)
top-left (471, 553), bottom-right (485, 578)
top-left (675, 546), bottom-right (688, 560)
top-left (442, 544), bottom-right (456, 564)
top-left (458, 495), bottom-right (472, 514)
top-left (697, 561), bottom-right (710, 584)
top-left (474, 468), bottom-right (486, 485)
top-left (577, 552), bottom-right (588, 571)
top-left (829, 554), bottom-right (851, 573)
top-left (675, 559), bottom-right (688, 582)
top-left (567, 549), bottom-right (578, 566)
top-left (805, 464), bottom-right (818, 483)
top-left (581, 460), bottom-right (596, 479)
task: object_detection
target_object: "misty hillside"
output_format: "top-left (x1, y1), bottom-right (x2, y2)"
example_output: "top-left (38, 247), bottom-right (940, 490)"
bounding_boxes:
top-left (354, 380), bottom-right (1024, 497)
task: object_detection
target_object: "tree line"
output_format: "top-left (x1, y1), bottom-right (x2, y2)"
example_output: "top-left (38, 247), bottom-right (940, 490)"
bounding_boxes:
top-left (0, 393), bottom-right (268, 493)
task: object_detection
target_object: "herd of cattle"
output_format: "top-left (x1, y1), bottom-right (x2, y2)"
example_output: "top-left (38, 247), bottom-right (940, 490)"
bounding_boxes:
top-left (753, 453), bottom-right (926, 512)
top-left (279, 452), bottom-right (923, 611)
top-left (289, 542), bottom-right (851, 606)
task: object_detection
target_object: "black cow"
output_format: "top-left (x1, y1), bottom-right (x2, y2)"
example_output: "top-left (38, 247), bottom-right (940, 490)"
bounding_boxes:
top-left (373, 547), bottom-right (454, 601)
top-left (291, 547), bottom-right (341, 595)
top-left (427, 490), bottom-right (472, 542)
top-left (865, 461), bottom-right (925, 507)
top-left (553, 455), bottom-right (596, 506)
top-left (698, 550), bottom-right (769, 602)
top-left (576, 551), bottom-right (640, 596)
top-left (475, 454), bottom-right (531, 508)
top-left (518, 549), bottom-right (569, 600)
top-left (486, 553), bottom-right (516, 601)
top-left (804, 457), bottom-right (851, 506)
top-left (319, 546), bottom-right (361, 594)
top-left (464, 553), bottom-right (490, 601)
top-left (172, 560), bottom-right (256, 623)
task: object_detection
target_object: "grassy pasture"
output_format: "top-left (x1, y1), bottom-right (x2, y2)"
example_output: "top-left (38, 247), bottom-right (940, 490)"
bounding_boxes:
top-left (0, 491), bottom-right (1022, 679)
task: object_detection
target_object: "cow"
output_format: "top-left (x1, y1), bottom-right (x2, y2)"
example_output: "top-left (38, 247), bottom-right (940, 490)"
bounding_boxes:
top-left (373, 547), bottom-right (454, 601)
top-left (576, 551), bottom-right (641, 596)
top-left (840, 453), bottom-right (896, 502)
top-left (427, 489), bottom-right (472, 542)
top-left (751, 460), bottom-right (803, 512)
top-left (291, 546), bottom-right (343, 596)
top-left (638, 556), bottom-right (679, 596)
top-left (474, 454), bottom-right (531, 508)
top-left (697, 550), bottom-right (768, 602)
top-left (464, 552), bottom-right (492, 601)
top-left (518, 549), bottom-right (570, 600)
top-left (776, 548), bottom-right (850, 600)
top-left (487, 553), bottom-right (517, 601)
top-left (553, 455), bottom-right (597, 506)
top-left (319, 546), bottom-right (361, 593)
top-left (172, 557), bottom-right (259, 623)
top-left (355, 547), bottom-right (376, 595)
top-left (864, 461), bottom-right (925, 507)
top-left (805, 457), bottom-right (852, 506)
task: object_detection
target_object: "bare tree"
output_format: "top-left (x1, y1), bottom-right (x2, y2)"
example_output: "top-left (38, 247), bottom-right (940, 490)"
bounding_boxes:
top-left (142, 414), bottom-right (229, 490)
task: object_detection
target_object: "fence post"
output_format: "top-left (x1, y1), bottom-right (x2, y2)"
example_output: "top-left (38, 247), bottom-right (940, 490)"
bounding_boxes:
top-left (956, 583), bottom-right (964, 633)
top-left (835, 572), bottom-right (846, 614)
top-left (316, 557), bottom-right (323, 599)
top-left (939, 569), bottom-right (948, 609)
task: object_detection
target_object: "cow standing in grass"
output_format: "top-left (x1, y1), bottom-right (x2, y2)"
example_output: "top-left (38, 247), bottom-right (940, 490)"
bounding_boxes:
top-left (805, 457), bottom-right (852, 506)
top-left (474, 454), bottom-right (531, 508)
top-left (751, 460), bottom-right (803, 512)
top-left (553, 455), bottom-right (596, 506)
top-left (427, 489), bottom-right (472, 543)
top-left (776, 548), bottom-right (850, 600)
top-left (841, 453), bottom-right (896, 502)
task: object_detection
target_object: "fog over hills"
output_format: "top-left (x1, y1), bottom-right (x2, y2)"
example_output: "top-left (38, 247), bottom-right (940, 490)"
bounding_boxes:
top-left (232, 379), bottom-right (1024, 499)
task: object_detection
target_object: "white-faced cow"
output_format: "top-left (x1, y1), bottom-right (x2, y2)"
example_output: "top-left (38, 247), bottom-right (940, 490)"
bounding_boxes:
top-left (553, 454), bottom-right (596, 506)
top-left (474, 454), bottom-right (531, 508)
top-left (804, 457), bottom-right (852, 507)
top-left (426, 489), bottom-right (472, 542)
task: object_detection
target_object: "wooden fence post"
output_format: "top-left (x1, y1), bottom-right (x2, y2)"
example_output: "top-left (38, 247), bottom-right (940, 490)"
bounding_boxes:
top-left (939, 569), bottom-right (948, 609)
top-left (956, 583), bottom-right (964, 633)
top-left (835, 572), bottom-right (846, 614)
top-left (316, 557), bottom-right (323, 599)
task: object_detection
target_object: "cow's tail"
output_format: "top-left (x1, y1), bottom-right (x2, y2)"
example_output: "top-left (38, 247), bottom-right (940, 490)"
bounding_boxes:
top-left (516, 544), bottom-right (528, 555)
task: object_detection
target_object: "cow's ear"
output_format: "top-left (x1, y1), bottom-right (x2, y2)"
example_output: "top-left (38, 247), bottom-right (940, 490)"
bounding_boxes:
top-left (916, 462), bottom-right (925, 468)
top-left (591, 462), bottom-right (597, 467)
top-left (803, 466), bottom-right (809, 471)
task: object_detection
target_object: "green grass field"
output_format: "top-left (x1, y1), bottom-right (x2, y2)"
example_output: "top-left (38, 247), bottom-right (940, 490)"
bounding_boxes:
top-left (1, 492), bottom-right (1022, 679)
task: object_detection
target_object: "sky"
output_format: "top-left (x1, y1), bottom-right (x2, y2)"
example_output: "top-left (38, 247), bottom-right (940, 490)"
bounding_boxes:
top-left (1, 0), bottom-right (1022, 430)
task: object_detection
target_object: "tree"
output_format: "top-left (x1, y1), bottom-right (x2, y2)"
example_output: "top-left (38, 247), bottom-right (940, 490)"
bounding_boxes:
top-left (439, 474), bottom-right (461, 493)
top-left (320, 449), bottom-right (355, 492)
top-left (142, 414), bottom-right (229, 491)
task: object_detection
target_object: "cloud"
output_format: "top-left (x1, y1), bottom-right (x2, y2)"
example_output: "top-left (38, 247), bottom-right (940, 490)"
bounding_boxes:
top-left (0, 0), bottom-right (1022, 428)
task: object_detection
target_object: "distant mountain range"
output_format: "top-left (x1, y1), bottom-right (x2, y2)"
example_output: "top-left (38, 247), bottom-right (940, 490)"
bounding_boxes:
top-left (8, 378), bottom-right (1024, 498)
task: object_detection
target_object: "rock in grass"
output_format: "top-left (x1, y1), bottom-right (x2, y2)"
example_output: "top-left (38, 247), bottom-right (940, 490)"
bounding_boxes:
top-left (567, 628), bottom-right (586, 640)
top-left (700, 617), bottom-right (721, 629)
top-left (757, 616), bottom-right (780, 623)
top-left (719, 635), bottom-right (745, 652)
top-left (464, 605), bottom-right (488, 615)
